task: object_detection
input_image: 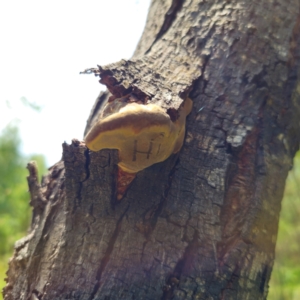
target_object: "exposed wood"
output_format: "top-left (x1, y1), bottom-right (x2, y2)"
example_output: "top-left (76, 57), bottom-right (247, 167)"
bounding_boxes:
top-left (4, 0), bottom-right (300, 299)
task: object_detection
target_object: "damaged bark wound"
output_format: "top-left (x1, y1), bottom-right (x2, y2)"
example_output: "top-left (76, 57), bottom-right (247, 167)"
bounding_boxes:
top-left (82, 57), bottom-right (197, 117)
top-left (4, 0), bottom-right (300, 299)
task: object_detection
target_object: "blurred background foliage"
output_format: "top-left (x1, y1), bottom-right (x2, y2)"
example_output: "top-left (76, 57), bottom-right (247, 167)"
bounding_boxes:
top-left (0, 113), bottom-right (299, 300)
top-left (0, 101), bottom-right (47, 300)
top-left (269, 151), bottom-right (300, 299)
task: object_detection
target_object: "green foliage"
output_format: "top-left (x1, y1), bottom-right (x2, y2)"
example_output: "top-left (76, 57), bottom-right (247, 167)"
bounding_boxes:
top-left (0, 255), bottom-right (10, 300)
top-left (0, 124), bottom-right (46, 299)
top-left (269, 151), bottom-right (300, 300)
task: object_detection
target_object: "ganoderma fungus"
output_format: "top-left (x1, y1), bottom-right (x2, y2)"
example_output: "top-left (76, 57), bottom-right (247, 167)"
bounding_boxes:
top-left (85, 97), bottom-right (192, 200)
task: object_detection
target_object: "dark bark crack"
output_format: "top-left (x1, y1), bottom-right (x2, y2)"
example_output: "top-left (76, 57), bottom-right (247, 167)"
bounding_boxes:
top-left (88, 205), bottom-right (130, 300)
top-left (83, 147), bottom-right (91, 182)
top-left (161, 230), bottom-right (199, 300)
top-left (145, 0), bottom-right (184, 55)
top-left (138, 157), bottom-right (180, 239)
top-left (75, 145), bottom-right (91, 211)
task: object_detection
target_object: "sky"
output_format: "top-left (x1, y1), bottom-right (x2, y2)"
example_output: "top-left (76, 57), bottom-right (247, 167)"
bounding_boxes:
top-left (0, 0), bottom-right (151, 167)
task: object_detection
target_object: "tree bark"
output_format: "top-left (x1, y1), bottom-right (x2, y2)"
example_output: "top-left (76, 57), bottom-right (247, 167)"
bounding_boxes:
top-left (4, 0), bottom-right (300, 299)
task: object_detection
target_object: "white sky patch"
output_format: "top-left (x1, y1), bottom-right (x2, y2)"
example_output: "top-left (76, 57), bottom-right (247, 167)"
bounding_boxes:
top-left (0, 0), bottom-right (151, 167)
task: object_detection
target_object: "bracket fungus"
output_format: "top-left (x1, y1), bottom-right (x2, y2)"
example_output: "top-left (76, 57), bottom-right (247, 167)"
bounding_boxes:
top-left (85, 96), bottom-right (193, 200)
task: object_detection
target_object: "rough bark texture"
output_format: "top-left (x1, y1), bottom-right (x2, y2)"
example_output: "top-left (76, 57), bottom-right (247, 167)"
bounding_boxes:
top-left (4, 0), bottom-right (300, 299)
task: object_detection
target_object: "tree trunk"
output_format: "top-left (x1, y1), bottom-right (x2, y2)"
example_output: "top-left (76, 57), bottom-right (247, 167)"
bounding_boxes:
top-left (4, 0), bottom-right (300, 299)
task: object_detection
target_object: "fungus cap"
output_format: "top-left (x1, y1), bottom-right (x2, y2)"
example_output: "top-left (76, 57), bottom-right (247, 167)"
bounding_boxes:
top-left (85, 98), bottom-right (192, 173)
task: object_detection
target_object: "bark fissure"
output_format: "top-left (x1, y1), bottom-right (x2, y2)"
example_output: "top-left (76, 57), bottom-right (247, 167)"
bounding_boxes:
top-left (76, 147), bottom-right (91, 210)
top-left (83, 147), bottom-right (91, 182)
top-left (161, 230), bottom-right (199, 300)
top-left (145, 0), bottom-right (184, 55)
top-left (140, 157), bottom-right (180, 239)
top-left (89, 205), bottom-right (130, 300)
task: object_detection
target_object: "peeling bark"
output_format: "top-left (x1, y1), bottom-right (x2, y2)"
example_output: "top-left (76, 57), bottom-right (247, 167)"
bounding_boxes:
top-left (4, 0), bottom-right (300, 299)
